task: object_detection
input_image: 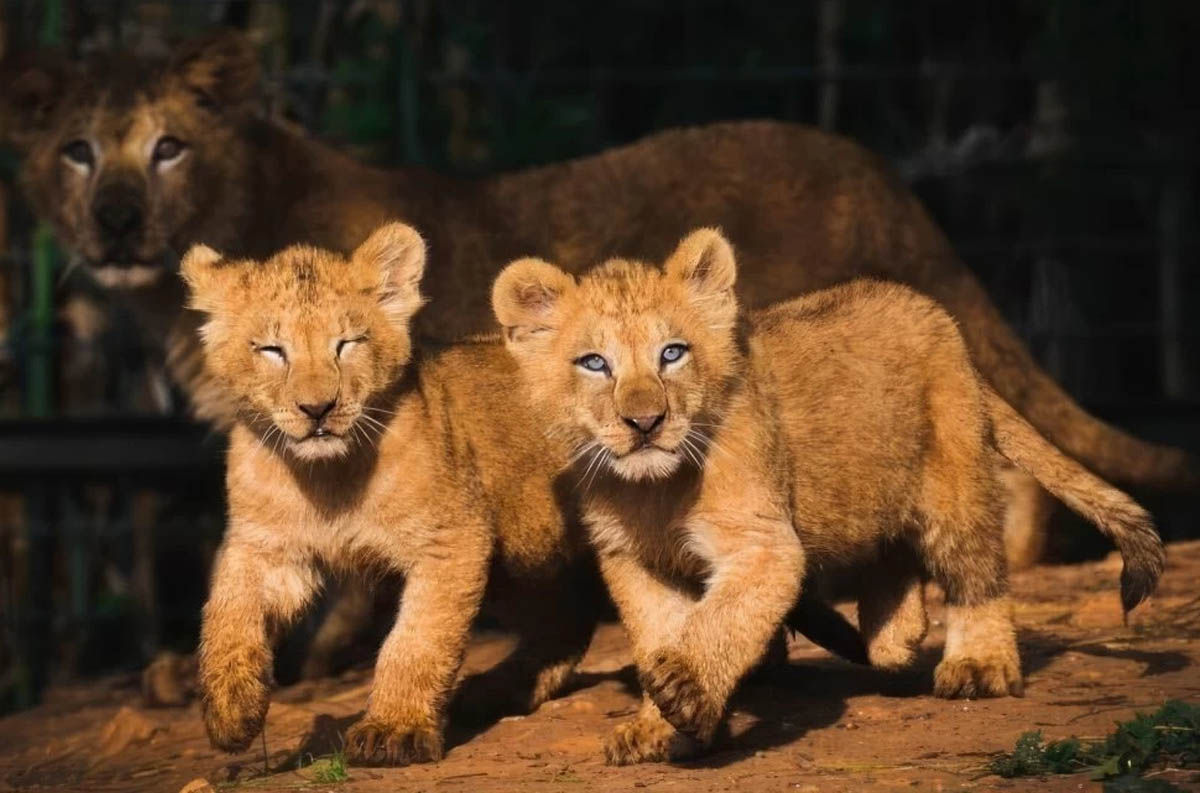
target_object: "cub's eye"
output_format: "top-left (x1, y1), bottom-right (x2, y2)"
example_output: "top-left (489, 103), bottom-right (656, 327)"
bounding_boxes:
top-left (152, 136), bottom-right (186, 163)
top-left (336, 336), bottom-right (367, 358)
top-left (62, 140), bottom-right (94, 167)
top-left (576, 353), bottom-right (610, 374)
top-left (660, 343), bottom-right (689, 366)
top-left (254, 344), bottom-right (287, 364)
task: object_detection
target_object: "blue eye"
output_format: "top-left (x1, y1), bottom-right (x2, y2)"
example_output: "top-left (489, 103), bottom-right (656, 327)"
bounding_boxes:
top-left (576, 353), bottom-right (610, 374)
top-left (660, 343), bottom-right (689, 365)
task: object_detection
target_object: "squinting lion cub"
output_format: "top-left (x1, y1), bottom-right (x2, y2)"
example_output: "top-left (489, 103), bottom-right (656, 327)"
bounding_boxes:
top-left (183, 223), bottom-right (597, 765)
top-left (492, 228), bottom-right (1165, 764)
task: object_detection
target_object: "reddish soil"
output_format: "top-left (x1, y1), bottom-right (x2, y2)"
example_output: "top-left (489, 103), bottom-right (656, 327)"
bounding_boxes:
top-left (2, 542), bottom-right (1199, 793)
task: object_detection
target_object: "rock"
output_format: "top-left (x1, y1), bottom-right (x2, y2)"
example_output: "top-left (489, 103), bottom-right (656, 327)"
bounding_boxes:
top-left (179, 779), bottom-right (215, 793)
top-left (94, 707), bottom-right (163, 763)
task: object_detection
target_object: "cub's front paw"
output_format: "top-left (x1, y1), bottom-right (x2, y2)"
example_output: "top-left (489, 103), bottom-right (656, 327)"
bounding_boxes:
top-left (605, 711), bottom-right (703, 766)
top-left (640, 650), bottom-right (723, 743)
top-left (346, 717), bottom-right (444, 766)
top-left (201, 671), bottom-right (270, 753)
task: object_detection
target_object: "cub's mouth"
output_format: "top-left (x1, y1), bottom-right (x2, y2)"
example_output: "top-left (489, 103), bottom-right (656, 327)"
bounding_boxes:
top-left (288, 431), bottom-right (350, 461)
top-left (607, 444), bottom-right (683, 481)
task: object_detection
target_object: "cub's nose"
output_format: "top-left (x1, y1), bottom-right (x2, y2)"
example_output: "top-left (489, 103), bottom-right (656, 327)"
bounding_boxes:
top-left (298, 400), bottom-right (336, 421)
top-left (623, 413), bottom-right (665, 435)
top-left (93, 200), bottom-right (144, 240)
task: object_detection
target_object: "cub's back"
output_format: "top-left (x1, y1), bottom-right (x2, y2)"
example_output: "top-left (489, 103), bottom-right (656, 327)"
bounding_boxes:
top-left (749, 280), bottom-right (980, 553)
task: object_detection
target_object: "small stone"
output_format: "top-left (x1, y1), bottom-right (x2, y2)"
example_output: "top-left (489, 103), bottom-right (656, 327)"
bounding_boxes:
top-left (179, 779), bottom-right (215, 793)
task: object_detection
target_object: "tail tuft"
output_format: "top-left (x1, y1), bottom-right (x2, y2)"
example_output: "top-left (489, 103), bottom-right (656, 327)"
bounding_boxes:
top-left (1110, 502), bottom-right (1166, 613)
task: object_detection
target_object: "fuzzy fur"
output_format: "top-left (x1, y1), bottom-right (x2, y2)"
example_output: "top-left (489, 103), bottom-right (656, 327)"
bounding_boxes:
top-left (185, 225), bottom-right (596, 765)
top-left (493, 229), bottom-right (1166, 764)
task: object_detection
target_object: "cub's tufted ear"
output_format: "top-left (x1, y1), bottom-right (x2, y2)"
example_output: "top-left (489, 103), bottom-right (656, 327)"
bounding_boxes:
top-left (352, 222), bottom-right (427, 325)
top-left (0, 53), bottom-right (76, 149)
top-left (169, 29), bottom-right (260, 112)
top-left (180, 244), bottom-right (230, 313)
top-left (492, 257), bottom-right (575, 344)
top-left (664, 227), bottom-right (738, 297)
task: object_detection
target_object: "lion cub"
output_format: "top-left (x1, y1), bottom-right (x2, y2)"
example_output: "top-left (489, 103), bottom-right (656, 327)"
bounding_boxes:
top-left (493, 228), bottom-right (1165, 764)
top-left (183, 223), bottom-right (596, 765)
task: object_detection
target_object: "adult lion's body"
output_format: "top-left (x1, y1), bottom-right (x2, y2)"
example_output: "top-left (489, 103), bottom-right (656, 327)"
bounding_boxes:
top-left (2, 33), bottom-right (1193, 553)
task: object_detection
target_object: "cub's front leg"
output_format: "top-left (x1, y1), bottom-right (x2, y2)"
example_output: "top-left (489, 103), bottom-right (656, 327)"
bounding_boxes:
top-left (643, 513), bottom-right (805, 744)
top-left (199, 537), bottom-right (319, 753)
top-left (595, 547), bottom-right (698, 764)
top-left (346, 524), bottom-right (491, 766)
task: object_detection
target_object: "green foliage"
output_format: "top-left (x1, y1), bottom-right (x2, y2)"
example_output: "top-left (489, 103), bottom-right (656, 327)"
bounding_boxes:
top-left (298, 751), bottom-right (350, 784)
top-left (990, 700), bottom-right (1200, 784)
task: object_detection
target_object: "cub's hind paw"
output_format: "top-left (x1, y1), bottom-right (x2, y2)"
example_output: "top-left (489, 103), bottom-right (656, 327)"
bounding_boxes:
top-left (933, 655), bottom-right (1023, 699)
top-left (346, 717), bottom-right (443, 766)
top-left (641, 650), bottom-right (723, 743)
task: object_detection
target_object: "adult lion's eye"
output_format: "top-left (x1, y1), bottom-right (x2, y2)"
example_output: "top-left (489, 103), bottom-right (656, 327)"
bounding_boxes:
top-left (575, 353), bottom-right (610, 375)
top-left (152, 136), bottom-right (186, 163)
top-left (62, 140), bottom-right (94, 167)
top-left (660, 343), bottom-right (689, 366)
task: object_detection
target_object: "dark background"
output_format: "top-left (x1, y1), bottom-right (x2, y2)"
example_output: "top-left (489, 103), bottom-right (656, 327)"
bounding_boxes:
top-left (0, 0), bottom-right (1196, 712)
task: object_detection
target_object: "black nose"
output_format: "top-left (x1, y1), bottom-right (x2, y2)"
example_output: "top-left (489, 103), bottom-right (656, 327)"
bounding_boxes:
top-left (298, 400), bottom-right (336, 421)
top-left (623, 413), bottom-right (665, 435)
top-left (93, 200), bottom-right (144, 240)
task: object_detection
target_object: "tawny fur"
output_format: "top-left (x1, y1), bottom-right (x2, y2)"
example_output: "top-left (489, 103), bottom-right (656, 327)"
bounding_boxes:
top-left (185, 225), bottom-right (596, 766)
top-left (2, 32), bottom-right (1194, 539)
top-left (493, 229), bottom-right (1166, 764)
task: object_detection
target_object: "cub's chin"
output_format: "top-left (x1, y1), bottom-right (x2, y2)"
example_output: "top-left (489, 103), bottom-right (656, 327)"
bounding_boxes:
top-left (287, 435), bottom-right (351, 461)
top-left (608, 447), bottom-right (682, 481)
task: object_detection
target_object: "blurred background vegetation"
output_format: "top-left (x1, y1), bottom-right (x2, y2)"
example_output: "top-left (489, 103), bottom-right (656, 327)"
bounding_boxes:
top-left (0, 0), bottom-right (1196, 711)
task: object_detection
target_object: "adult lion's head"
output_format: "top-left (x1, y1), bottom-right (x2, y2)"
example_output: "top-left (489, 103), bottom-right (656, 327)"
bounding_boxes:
top-left (1, 31), bottom-right (259, 289)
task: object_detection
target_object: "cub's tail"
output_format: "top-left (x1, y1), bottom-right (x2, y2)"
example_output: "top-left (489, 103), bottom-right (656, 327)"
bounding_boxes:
top-left (984, 386), bottom-right (1165, 613)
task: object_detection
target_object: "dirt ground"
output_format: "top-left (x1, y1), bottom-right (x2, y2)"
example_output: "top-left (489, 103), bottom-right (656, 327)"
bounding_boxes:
top-left (2, 543), bottom-right (1199, 793)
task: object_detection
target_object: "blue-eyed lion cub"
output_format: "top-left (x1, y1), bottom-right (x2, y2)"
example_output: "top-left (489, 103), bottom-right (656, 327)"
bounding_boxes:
top-left (492, 228), bottom-right (1164, 764)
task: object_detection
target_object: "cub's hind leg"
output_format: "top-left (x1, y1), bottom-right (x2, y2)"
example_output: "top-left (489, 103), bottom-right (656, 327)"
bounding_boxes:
top-left (855, 544), bottom-right (928, 671)
top-left (918, 478), bottom-right (1021, 698)
top-left (453, 559), bottom-right (601, 725)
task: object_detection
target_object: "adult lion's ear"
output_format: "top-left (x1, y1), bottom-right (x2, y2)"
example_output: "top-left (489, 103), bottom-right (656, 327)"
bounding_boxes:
top-left (353, 222), bottom-right (427, 325)
top-left (180, 244), bottom-right (229, 313)
top-left (664, 227), bottom-right (738, 298)
top-left (169, 29), bottom-right (260, 112)
top-left (492, 257), bottom-right (575, 344)
top-left (0, 53), bottom-right (75, 149)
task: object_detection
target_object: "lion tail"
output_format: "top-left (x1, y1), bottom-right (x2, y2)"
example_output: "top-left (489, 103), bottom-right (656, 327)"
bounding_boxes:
top-left (984, 386), bottom-right (1165, 613)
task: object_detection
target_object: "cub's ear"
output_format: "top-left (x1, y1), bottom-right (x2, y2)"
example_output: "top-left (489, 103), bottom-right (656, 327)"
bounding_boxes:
top-left (0, 54), bottom-right (76, 149)
top-left (352, 222), bottom-right (427, 324)
top-left (180, 244), bottom-right (230, 313)
top-left (492, 258), bottom-right (574, 343)
top-left (169, 29), bottom-right (260, 111)
top-left (664, 227), bottom-right (738, 297)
